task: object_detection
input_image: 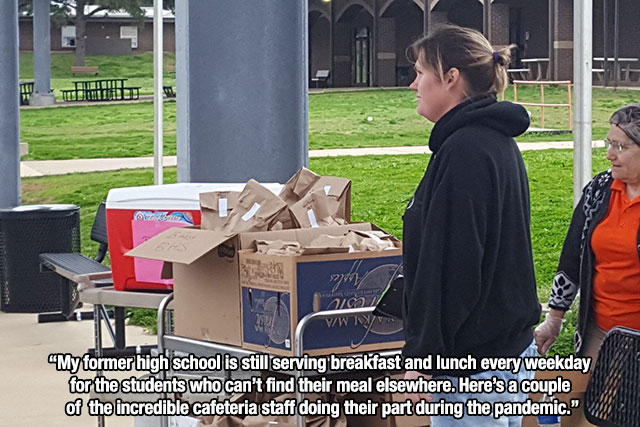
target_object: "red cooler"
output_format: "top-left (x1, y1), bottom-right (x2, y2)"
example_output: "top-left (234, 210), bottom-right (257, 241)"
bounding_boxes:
top-left (106, 183), bottom-right (281, 291)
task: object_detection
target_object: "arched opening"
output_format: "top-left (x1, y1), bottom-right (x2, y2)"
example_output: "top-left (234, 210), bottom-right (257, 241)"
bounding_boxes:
top-left (334, 3), bottom-right (374, 86)
top-left (309, 11), bottom-right (331, 85)
top-left (380, 0), bottom-right (423, 86)
top-left (432, 0), bottom-right (483, 33)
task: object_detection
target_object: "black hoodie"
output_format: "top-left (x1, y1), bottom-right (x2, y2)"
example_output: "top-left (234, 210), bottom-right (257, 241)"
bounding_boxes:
top-left (402, 95), bottom-right (542, 375)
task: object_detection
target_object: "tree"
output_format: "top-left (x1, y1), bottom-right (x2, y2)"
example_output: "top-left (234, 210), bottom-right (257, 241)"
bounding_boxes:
top-left (50, 1), bottom-right (147, 67)
top-left (20, 0), bottom-right (175, 67)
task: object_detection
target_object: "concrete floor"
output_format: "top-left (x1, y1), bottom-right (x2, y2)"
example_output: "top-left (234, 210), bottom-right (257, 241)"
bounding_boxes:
top-left (0, 307), bottom-right (155, 426)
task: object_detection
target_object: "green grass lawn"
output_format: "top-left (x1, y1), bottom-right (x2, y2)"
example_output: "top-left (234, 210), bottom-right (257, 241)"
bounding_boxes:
top-left (21, 149), bottom-right (612, 355)
top-left (19, 51), bottom-right (176, 97)
top-left (20, 83), bottom-right (638, 160)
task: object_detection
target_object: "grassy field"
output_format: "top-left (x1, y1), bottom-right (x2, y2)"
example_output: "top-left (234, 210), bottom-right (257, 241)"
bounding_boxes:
top-left (19, 52), bottom-right (176, 97)
top-left (20, 85), bottom-right (639, 160)
top-left (21, 149), bottom-right (612, 355)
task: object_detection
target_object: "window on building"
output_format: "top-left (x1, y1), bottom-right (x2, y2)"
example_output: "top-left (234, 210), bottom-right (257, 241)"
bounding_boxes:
top-left (61, 25), bottom-right (76, 48)
top-left (120, 26), bottom-right (138, 49)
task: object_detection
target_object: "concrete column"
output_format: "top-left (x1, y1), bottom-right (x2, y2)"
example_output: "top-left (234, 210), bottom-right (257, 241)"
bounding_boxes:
top-left (175, 1), bottom-right (307, 183)
top-left (0, 2), bottom-right (21, 208)
top-left (31, 0), bottom-right (56, 106)
top-left (554, 0), bottom-right (573, 80)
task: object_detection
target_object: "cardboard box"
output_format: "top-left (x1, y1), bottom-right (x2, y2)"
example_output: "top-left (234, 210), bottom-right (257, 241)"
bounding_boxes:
top-left (126, 223), bottom-right (384, 347)
top-left (238, 230), bottom-right (404, 356)
top-left (521, 370), bottom-right (591, 427)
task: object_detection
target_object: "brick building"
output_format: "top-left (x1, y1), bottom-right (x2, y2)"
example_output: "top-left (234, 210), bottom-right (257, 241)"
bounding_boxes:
top-left (19, 7), bottom-right (175, 55)
top-left (308, 0), bottom-right (640, 86)
top-left (18, 1), bottom-right (640, 86)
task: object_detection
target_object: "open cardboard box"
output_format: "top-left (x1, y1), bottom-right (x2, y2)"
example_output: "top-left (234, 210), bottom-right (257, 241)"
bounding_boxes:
top-left (239, 229), bottom-right (403, 356)
top-left (126, 223), bottom-right (402, 352)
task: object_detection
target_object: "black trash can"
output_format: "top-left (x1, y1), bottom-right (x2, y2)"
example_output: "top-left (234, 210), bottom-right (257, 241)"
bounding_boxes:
top-left (0, 204), bottom-right (80, 313)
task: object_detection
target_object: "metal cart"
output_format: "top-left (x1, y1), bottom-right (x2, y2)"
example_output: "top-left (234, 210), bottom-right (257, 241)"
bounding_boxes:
top-left (156, 293), bottom-right (402, 427)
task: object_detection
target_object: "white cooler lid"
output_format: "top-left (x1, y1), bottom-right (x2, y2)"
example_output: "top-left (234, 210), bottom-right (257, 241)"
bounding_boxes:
top-left (106, 182), bottom-right (283, 210)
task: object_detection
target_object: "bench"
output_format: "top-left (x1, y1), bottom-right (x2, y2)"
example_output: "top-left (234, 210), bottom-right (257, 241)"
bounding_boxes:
top-left (592, 68), bottom-right (606, 84)
top-left (39, 201), bottom-right (111, 322)
top-left (166, 65), bottom-right (176, 73)
top-left (507, 68), bottom-right (530, 81)
top-left (625, 68), bottom-right (640, 83)
top-left (71, 66), bottom-right (99, 75)
top-left (163, 85), bottom-right (175, 97)
top-left (311, 69), bottom-right (330, 88)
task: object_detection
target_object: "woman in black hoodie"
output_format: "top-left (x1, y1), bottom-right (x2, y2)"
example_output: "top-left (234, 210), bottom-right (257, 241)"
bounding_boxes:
top-left (402, 25), bottom-right (542, 426)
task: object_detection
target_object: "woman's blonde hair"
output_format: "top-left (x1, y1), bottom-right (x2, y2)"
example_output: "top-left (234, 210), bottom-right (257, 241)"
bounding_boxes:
top-left (408, 24), bottom-right (515, 97)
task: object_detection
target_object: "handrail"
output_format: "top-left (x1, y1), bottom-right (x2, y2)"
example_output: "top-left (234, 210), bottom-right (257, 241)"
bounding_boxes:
top-left (505, 80), bottom-right (573, 130)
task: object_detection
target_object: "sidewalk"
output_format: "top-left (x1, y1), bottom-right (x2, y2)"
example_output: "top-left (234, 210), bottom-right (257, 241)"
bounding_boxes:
top-left (0, 308), bottom-right (153, 426)
top-left (21, 140), bottom-right (604, 178)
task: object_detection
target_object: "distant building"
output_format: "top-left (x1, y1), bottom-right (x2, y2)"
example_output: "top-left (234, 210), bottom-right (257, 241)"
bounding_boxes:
top-left (18, 1), bottom-right (640, 86)
top-left (18, 7), bottom-right (175, 55)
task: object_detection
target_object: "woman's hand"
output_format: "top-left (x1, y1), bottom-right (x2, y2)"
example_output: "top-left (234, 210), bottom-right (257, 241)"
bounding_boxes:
top-left (534, 309), bottom-right (566, 356)
top-left (403, 370), bottom-right (433, 403)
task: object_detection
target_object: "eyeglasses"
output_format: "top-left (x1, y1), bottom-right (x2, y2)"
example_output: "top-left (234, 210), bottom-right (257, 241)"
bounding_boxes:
top-left (604, 138), bottom-right (635, 153)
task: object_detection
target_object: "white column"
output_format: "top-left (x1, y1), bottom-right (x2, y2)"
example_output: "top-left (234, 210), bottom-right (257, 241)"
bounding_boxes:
top-left (573, 0), bottom-right (593, 204)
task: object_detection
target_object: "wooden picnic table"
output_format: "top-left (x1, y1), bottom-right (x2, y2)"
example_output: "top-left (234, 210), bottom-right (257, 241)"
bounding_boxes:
top-left (521, 58), bottom-right (550, 80)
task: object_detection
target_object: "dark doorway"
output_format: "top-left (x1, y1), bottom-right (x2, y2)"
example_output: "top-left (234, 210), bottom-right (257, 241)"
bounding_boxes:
top-left (353, 27), bottom-right (371, 86)
top-left (509, 7), bottom-right (523, 66)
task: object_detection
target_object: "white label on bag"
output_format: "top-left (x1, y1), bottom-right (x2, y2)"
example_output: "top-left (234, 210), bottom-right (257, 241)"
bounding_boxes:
top-left (218, 198), bottom-right (228, 217)
top-left (324, 185), bottom-right (331, 195)
top-left (307, 209), bottom-right (319, 228)
top-left (242, 203), bottom-right (261, 221)
top-left (348, 245), bottom-right (355, 253)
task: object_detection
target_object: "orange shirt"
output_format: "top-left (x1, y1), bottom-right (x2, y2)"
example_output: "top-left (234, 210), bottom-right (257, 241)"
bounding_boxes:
top-left (591, 179), bottom-right (640, 331)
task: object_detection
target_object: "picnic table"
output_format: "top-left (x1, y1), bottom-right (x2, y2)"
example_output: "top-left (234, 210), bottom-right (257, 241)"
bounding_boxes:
top-left (521, 58), bottom-right (550, 80)
top-left (61, 78), bottom-right (140, 102)
top-left (593, 57), bottom-right (639, 83)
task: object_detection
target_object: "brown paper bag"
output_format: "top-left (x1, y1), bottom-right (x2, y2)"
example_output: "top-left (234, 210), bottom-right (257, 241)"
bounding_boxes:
top-left (309, 176), bottom-right (351, 222)
top-left (200, 191), bottom-right (240, 231)
top-left (222, 180), bottom-right (288, 234)
top-left (345, 231), bottom-right (396, 252)
top-left (255, 240), bottom-right (302, 256)
top-left (289, 190), bottom-right (345, 229)
top-left (278, 167), bottom-right (321, 206)
top-left (302, 234), bottom-right (351, 255)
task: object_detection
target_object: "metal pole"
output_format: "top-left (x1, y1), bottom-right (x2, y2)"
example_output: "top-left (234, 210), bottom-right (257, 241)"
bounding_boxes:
top-left (603, 0), bottom-right (608, 86)
top-left (548, 0), bottom-right (554, 80)
top-left (613, 0), bottom-right (619, 89)
top-left (153, 0), bottom-right (164, 185)
top-left (483, 0), bottom-right (492, 42)
top-left (31, 0), bottom-right (55, 106)
top-left (0, 1), bottom-right (20, 208)
top-left (573, 0), bottom-right (593, 205)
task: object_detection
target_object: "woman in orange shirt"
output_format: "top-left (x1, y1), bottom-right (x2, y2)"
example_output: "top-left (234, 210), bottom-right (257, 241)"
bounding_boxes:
top-left (535, 103), bottom-right (640, 360)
